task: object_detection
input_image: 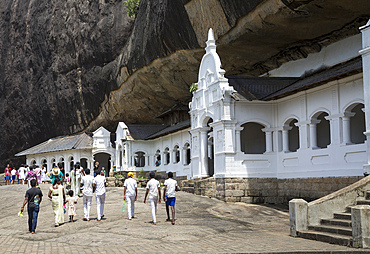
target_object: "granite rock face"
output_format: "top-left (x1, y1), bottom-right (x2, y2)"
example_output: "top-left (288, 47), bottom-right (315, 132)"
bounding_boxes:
top-left (0, 0), bottom-right (133, 167)
top-left (1, 0), bottom-right (370, 168)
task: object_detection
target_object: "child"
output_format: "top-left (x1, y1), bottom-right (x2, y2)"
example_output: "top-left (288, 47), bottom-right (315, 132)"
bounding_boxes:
top-left (66, 190), bottom-right (77, 222)
top-left (65, 173), bottom-right (70, 185)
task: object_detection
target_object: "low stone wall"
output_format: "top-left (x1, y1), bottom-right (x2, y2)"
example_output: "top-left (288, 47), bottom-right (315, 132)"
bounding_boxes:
top-left (194, 178), bottom-right (215, 197)
top-left (212, 176), bottom-right (364, 204)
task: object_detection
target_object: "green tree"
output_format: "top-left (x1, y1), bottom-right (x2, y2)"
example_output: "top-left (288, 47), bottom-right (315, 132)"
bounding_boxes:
top-left (123, 0), bottom-right (141, 18)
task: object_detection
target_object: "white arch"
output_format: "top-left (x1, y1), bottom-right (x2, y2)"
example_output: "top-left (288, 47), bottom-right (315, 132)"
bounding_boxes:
top-left (93, 150), bottom-right (115, 157)
top-left (134, 149), bottom-right (148, 155)
top-left (310, 107), bottom-right (331, 119)
top-left (343, 99), bottom-right (364, 112)
top-left (282, 115), bottom-right (300, 125)
top-left (200, 111), bottom-right (215, 127)
top-left (238, 119), bottom-right (271, 128)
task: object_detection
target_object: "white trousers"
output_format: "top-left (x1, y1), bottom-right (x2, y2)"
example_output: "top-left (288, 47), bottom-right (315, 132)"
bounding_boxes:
top-left (83, 195), bottom-right (93, 220)
top-left (96, 193), bottom-right (106, 220)
top-left (149, 198), bottom-right (158, 223)
top-left (126, 195), bottom-right (135, 219)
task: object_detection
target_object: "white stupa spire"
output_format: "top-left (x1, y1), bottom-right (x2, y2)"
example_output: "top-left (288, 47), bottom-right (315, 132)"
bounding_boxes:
top-left (206, 28), bottom-right (216, 53)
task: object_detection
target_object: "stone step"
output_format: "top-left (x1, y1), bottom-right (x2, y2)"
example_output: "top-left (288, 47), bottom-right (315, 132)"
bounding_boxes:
top-left (356, 200), bottom-right (370, 205)
top-left (297, 230), bottom-right (352, 247)
top-left (333, 212), bottom-right (351, 220)
top-left (308, 224), bottom-right (352, 236)
top-left (345, 205), bottom-right (355, 213)
top-left (321, 218), bottom-right (352, 227)
top-left (181, 187), bottom-right (194, 194)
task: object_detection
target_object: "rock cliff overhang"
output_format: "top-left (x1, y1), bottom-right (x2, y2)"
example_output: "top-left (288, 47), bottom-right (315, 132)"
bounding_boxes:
top-left (88, 0), bottom-right (370, 131)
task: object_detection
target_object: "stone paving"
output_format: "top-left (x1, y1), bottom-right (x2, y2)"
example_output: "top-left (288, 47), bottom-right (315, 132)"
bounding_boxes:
top-left (0, 184), bottom-right (369, 253)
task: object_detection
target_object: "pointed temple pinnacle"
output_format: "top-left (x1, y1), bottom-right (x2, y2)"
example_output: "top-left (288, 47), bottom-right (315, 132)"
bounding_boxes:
top-left (206, 28), bottom-right (216, 53)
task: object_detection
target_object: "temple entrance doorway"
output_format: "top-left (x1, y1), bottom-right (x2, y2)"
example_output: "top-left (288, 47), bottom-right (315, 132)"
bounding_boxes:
top-left (94, 153), bottom-right (111, 176)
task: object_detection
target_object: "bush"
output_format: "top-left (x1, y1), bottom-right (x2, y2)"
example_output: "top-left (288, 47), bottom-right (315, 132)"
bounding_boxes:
top-left (114, 174), bottom-right (124, 179)
top-left (123, 0), bottom-right (141, 18)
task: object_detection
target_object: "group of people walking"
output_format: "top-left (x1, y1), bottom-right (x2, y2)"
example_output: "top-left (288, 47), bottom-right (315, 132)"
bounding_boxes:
top-left (127, 171), bottom-right (179, 225)
top-left (4, 164), bottom-right (48, 185)
top-left (20, 165), bottom-right (179, 234)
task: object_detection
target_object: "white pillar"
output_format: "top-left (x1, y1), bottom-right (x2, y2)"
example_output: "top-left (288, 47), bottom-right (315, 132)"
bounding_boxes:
top-left (282, 126), bottom-right (292, 153)
top-left (235, 127), bottom-right (243, 152)
top-left (200, 128), bottom-right (210, 177)
top-left (262, 128), bottom-right (274, 153)
top-left (182, 148), bottom-right (186, 166)
top-left (295, 121), bottom-right (309, 149)
top-left (145, 155), bottom-right (149, 167)
top-left (359, 20), bottom-right (370, 174)
top-left (342, 112), bottom-right (355, 145)
top-left (309, 120), bottom-right (320, 149)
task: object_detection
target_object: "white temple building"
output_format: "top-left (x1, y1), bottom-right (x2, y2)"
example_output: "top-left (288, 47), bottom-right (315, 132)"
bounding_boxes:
top-left (15, 126), bottom-right (115, 176)
top-left (115, 104), bottom-right (192, 178)
top-left (188, 28), bottom-right (366, 180)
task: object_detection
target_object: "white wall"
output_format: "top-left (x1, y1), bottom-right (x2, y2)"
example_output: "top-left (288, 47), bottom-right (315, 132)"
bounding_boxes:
top-left (116, 126), bottom-right (192, 179)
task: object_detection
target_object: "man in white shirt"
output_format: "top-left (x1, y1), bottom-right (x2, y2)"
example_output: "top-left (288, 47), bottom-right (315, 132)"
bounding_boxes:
top-left (144, 172), bottom-right (161, 225)
top-left (18, 165), bottom-right (26, 185)
top-left (80, 168), bottom-right (94, 221)
top-left (123, 172), bottom-right (137, 220)
top-left (163, 172), bottom-right (179, 225)
top-left (93, 171), bottom-right (106, 221)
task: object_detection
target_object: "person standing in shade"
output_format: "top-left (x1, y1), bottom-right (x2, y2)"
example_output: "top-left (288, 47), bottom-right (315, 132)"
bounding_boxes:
top-left (163, 172), bottom-right (179, 225)
top-left (93, 170), bottom-right (106, 221)
top-left (80, 168), bottom-right (94, 221)
top-left (123, 172), bottom-right (137, 220)
top-left (20, 179), bottom-right (43, 234)
top-left (93, 161), bottom-right (100, 177)
top-left (144, 172), bottom-right (161, 225)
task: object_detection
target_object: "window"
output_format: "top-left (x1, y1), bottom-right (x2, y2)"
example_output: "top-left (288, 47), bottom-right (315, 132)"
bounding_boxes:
top-left (240, 122), bottom-right (266, 154)
top-left (316, 112), bottom-right (330, 149)
top-left (350, 104), bottom-right (365, 144)
top-left (164, 147), bottom-right (170, 165)
top-left (155, 150), bottom-right (161, 167)
top-left (285, 119), bottom-right (299, 152)
top-left (173, 145), bottom-right (180, 163)
top-left (134, 152), bottom-right (145, 167)
top-left (51, 158), bottom-right (56, 168)
top-left (184, 143), bottom-right (191, 165)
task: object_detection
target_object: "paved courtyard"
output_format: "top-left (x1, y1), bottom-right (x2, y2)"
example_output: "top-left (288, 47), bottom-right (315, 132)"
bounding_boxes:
top-left (0, 184), bottom-right (368, 254)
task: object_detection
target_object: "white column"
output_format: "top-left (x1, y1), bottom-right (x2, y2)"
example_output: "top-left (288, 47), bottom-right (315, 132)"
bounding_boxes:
top-left (235, 127), bottom-right (243, 152)
top-left (295, 121), bottom-right (309, 149)
top-left (282, 126), bottom-right (292, 153)
top-left (182, 148), bottom-right (186, 166)
top-left (341, 112), bottom-right (355, 145)
top-left (200, 128), bottom-right (210, 177)
top-left (145, 155), bottom-right (149, 167)
top-left (262, 128), bottom-right (274, 153)
top-left (359, 20), bottom-right (370, 174)
top-left (309, 120), bottom-right (320, 149)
